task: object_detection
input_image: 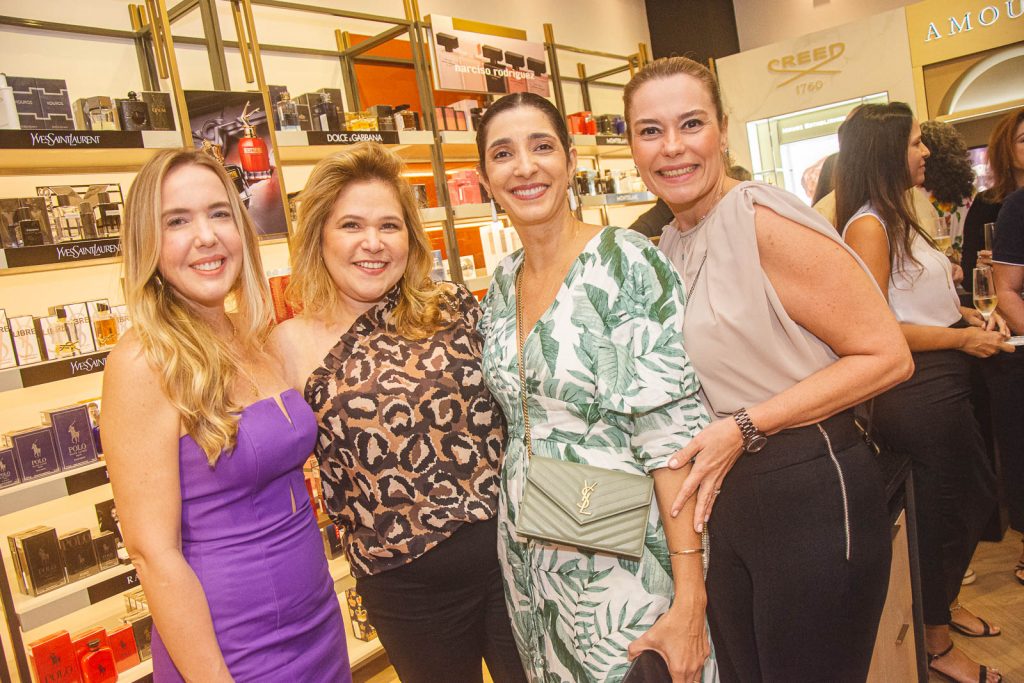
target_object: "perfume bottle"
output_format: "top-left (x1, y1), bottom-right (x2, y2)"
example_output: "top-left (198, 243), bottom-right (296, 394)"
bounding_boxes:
top-left (313, 92), bottom-right (340, 132)
top-left (92, 303), bottom-right (119, 349)
top-left (275, 92), bottom-right (301, 132)
top-left (503, 52), bottom-right (529, 93)
top-left (393, 105), bottom-right (420, 132)
top-left (85, 97), bottom-right (118, 131)
top-left (13, 203), bottom-right (45, 246)
top-left (237, 103), bottom-right (271, 181)
top-left (526, 57), bottom-right (550, 96)
top-left (54, 195), bottom-right (84, 242)
top-left (480, 45), bottom-right (508, 94)
top-left (116, 91), bottom-right (151, 131)
top-left (95, 193), bottom-right (122, 237)
top-left (0, 73), bottom-right (20, 130)
top-left (434, 33), bottom-right (465, 90)
top-left (81, 639), bottom-right (117, 683)
top-left (52, 307), bottom-right (81, 359)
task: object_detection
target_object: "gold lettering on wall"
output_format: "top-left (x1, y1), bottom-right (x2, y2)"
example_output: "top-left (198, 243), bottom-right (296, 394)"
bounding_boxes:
top-left (767, 42), bottom-right (845, 88)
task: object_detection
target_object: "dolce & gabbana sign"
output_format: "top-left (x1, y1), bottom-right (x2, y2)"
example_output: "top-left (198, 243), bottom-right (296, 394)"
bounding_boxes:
top-left (306, 131), bottom-right (400, 146)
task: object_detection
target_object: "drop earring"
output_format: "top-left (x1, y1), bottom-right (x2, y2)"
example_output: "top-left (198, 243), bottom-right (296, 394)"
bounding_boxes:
top-left (567, 185), bottom-right (579, 212)
top-left (489, 197), bottom-right (499, 222)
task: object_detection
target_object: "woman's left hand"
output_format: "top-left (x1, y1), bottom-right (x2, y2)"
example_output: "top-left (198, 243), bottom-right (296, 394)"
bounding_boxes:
top-left (962, 307), bottom-right (1011, 336)
top-left (627, 601), bottom-right (710, 683)
top-left (987, 311), bottom-right (1011, 336)
top-left (667, 418), bottom-right (744, 531)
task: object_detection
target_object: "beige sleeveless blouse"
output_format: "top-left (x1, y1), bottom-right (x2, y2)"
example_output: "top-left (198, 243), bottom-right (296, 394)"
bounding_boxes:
top-left (659, 181), bottom-right (877, 419)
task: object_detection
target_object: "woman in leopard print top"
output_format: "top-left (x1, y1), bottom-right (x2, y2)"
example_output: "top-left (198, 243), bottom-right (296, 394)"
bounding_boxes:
top-left (269, 143), bottom-right (526, 683)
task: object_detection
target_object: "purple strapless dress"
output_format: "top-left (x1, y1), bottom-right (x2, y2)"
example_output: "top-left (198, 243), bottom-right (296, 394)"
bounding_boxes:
top-left (151, 390), bottom-right (350, 682)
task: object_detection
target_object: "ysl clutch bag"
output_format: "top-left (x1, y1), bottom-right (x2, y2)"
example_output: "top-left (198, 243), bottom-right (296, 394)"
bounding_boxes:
top-left (517, 455), bottom-right (654, 560)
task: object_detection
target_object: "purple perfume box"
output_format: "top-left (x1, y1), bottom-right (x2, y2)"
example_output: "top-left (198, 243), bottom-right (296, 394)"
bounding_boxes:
top-left (44, 405), bottom-right (98, 470)
top-left (0, 448), bottom-right (21, 489)
top-left (9, 427), bottom-right (61, 481)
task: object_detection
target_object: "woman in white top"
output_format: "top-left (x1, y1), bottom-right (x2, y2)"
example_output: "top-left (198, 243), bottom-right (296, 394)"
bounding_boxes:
top-left (838, 101), bottom-right (1011, 683)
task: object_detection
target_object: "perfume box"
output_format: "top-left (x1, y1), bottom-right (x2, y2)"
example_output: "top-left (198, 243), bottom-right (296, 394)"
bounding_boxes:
top-left (28, 630), bottom-right (82, 683)
top-left (71, 626), bottom-right (109, 663)
top-left (268, 84), bottom-right (289, 129)
top-left (9, 426), bottom-right (61, 481)
top-left (110, 304), bottom-right (132, 337)
top-left (344, 588), bottom-right (378, 642)
top-left (0, 196), bottom-right (54, 247)
top-left (140, 91), bottom-right (176, 131)
top-left (9, 315), bottom-right (42, 365)
top-left (43, 404), bottom-right (99, 470)
top-left (63, 302), bottom-right (97, 354)
top-left (96, 499), bottom-right (125, 550)
top-left (34, 315), bottom-right (61, 361)
top-left (125, 611), bottom-right (153, 660)
top-left (7, 76), bottom-right (74, 130)
top-left (0, 446), bottom-right (21, 489)
top-left (9, 526), bottom-right (68, 596)
top-left (0, 308), bottom-right (16, 369)
top-left (94, 531), bottom-right (119, 569)
top-left (60, 529), bottom-right (99, 581)
top-left (108, 623), bottom-right (140, 672)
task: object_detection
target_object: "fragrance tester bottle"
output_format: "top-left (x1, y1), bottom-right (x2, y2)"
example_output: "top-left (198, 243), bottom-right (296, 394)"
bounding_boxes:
top-left (236, 104), bottom-right (271, 181)
top-left (275, 92), bottom-right (301, 131)
top-left (116, 91), bottom-right (151, 131)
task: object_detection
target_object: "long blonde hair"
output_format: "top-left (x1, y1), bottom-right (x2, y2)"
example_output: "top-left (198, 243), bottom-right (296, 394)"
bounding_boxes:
top-left (122, 149), bottom-right (273, 465)
top-left (287, 142), bottom-right (446, 338)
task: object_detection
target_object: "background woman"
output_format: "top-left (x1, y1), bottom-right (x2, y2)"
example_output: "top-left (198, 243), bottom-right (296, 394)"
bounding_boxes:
top-left (920, 119), bottom-right (976, 269)
top-left (625, 57), bottom-right (912, 682)
top-left (477, 92), bottom-right (717, 683)
top-left (269, 143), bottom-right (525, 683)
top-left (838, 102), bottom-right (1009, 683)
top-left (102, 149), bottom-right (348, 682)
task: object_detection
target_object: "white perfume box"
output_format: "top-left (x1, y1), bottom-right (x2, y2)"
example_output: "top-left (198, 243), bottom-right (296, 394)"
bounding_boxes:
top-left (35, 315), bottom-right (60, 360)
top-left (64, 302), bottom-right (95, 354)
top-left (9, 315), bottom-right (42, 365)
top-left (0, 309), bottom-right (16, 369)
top-left (110, 304), bottom-right (131, 337)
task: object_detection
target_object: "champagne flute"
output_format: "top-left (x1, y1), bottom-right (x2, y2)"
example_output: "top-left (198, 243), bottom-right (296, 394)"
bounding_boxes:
top-left (973, 266), bottom-right (998, 324)
top-left (983, 222), bottom-right (996, 252)
top-left (933, 216), bottom-right (952, 254)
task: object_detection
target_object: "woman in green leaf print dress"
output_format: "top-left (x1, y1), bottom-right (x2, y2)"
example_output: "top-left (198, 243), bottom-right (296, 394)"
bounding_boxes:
top-left (477, 93), bottom-right (718, 683)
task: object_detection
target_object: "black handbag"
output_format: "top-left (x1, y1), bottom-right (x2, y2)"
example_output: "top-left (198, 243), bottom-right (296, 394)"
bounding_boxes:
top-left (622, 650), bottom-right (672, 683)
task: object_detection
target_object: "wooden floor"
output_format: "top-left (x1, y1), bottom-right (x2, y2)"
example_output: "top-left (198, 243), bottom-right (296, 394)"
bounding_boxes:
top-left (929, 532), bottom-right (1024, 682)
top-left (354, 533), bottom-right (1024, 683)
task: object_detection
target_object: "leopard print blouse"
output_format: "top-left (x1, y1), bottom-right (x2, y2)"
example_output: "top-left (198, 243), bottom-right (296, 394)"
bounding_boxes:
top-left (306, 282), bottom-right (504, 578)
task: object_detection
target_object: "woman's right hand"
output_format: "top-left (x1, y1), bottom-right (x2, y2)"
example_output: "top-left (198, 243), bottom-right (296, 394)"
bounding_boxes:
top-left (959, 326), bottom-right (1014, 357)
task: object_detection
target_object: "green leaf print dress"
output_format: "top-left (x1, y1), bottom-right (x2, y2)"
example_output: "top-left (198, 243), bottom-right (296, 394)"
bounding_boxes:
top-left (480, 227), bottom-right (719, 683)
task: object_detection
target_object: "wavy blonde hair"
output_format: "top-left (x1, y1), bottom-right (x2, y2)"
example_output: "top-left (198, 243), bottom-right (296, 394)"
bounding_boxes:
top-left (287, 142), bottom-right (446, 338)
top-left (122, 148), bottom-right (273, 466)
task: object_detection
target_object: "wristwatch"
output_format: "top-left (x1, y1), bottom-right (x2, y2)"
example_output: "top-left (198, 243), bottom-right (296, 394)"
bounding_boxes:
top-left (733, 408), bottom-right (768, 453)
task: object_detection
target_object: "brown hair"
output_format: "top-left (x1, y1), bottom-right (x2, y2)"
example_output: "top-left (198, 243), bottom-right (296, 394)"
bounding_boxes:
top-left (981, 107), bottom-right (1024, 203)
top-left (623, 56), bottom-right (726, 133)
top-left (475, 92), bottom-right (572, 179)
top-left (286, 142), bottom-right (446, 339)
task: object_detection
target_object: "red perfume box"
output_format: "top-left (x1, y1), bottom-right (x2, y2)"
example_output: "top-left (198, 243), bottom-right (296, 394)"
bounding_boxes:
top-left (28, 629), bottom-right (83, 683)
top-left (71, 627), bottom-right (109, 666)
top-left (108, 624), bottom-right (140, 672)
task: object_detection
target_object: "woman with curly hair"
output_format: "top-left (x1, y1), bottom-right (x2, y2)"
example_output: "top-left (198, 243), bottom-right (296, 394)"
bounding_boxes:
top-left (921, 120), bottom-right (976, 267)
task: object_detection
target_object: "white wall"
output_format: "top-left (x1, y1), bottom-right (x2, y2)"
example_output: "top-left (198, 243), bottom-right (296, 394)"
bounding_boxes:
top-left (732, 0), bottom-right (919, 51)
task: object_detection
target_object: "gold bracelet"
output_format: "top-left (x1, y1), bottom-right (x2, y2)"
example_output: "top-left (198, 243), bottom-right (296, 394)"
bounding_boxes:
top-left (669, 548), bottom-right (704, 556)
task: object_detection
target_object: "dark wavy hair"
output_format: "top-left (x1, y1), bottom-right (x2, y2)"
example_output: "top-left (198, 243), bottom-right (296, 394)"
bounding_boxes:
top-left (920, 120), bottom-right (974, 204)
top-left (835, 102), bottom-right (924, 272)
top-left (981, 107), bottom-right (1024, 203)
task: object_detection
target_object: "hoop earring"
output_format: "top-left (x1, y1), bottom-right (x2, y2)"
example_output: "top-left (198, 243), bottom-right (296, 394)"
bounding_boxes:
top-left (567, 185), bottom-right (579, 212)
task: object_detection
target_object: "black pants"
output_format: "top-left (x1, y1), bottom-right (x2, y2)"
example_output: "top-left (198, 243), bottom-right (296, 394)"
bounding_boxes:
top-left (706, 411), bottom-right (892, 683)
top-left (978, 350), bottom-right (1024, 532)
top-left (872, 349), bottom-right (997, 625)
top-left (356, 518), bottom-right (527, 683)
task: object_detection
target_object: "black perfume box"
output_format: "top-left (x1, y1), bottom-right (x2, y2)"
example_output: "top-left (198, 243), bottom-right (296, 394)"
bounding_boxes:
top-left (8, 426), bottom-right (61, 481)
top-left (139, 91), bottom-right (176, 131)
top-left (0, 197), bottom-right (55, 248)
top-left (268, 84), bottom-right (288, 129)
top-left (42, 404), bottom-right (99, 471)
top-left (7, 76), bottom-right (74, 130)
top-left (125, 611), bottom-right (153, 660)
top-left (9, 526), bottom-right (68, 596)
top-left (0, 447), bottom-right (21, 489)
top-left (59, 528), bottom-right (99, 581)
top-left (94, 531), bottom-right (119, 569)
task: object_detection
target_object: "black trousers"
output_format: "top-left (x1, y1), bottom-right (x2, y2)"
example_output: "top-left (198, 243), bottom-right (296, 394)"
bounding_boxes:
top-left (356, 518), bottom-right (527, 683)
top-left (872, 349), bottom-right (997, 625)
top-left (706, 411), bottom-right (892, 683)
top-left (978, 350), bottom-right (1024, 532)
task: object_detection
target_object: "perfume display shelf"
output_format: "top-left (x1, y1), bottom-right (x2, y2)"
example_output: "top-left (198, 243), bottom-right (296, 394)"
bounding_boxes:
top-left (0, 131), bottom-right (182, 176)
top-left (580, 191), bottom-right (658, 208)
top-left (8, 562), bottom-right (139, 632)
top-left (0, 351), bottom-right (109, 394)
top-left (0, 462), bottom-right (109, 517)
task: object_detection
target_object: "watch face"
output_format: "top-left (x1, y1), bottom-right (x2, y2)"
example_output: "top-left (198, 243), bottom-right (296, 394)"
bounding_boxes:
top-left (746, 434), bottom-right (768, 453)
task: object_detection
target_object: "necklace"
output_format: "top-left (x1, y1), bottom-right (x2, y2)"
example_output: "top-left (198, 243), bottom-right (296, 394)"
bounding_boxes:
top-left (678, 182), bottom-right (726, 233)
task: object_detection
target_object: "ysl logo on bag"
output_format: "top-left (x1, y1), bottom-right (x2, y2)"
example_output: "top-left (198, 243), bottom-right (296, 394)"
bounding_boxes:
top-left (577, 481), bottom-right (597, 515)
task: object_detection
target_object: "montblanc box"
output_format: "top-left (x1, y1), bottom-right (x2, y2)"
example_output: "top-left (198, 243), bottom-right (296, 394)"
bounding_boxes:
top-left (596, 134), bottom-right (628, 146)
top-left (0, 130), bottom-right (145, 149)
top-left (42, 404), bottom-right (99, 471)
top-left (59, 528), bottom-right (99, 581)
top-left (9, 526), bottom-right (68, 596)
top-left (2, 237), bottom-right (122, 269)
top-left (8, 426), bottom-right (61, 481)
top-left (306, 130), bottom-right (399, 145)
top-left (0, 446), bottom-right (21, 489)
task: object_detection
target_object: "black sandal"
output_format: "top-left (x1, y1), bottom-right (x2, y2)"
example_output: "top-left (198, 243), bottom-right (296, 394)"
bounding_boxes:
top-left (928, 642), bottom-right (1003, 683)
top-left (949, 603), bottom-right (1001, 638)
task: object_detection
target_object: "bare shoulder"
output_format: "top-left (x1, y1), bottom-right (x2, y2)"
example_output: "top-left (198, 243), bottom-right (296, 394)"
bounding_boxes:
top-left (752, 204), bottom-right (849, 260)
top-left (843, 213), bottom-right (887, 244)
top-left (267, 316), bottom-right (315, 354)
top-left (104, 329), bottom-right (159, 390)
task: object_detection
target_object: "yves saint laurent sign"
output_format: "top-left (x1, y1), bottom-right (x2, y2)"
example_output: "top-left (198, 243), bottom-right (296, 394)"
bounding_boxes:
top-left (3, 237), bottom-right (121, 269)
top-left (0, 130), bottom-right (145, 149)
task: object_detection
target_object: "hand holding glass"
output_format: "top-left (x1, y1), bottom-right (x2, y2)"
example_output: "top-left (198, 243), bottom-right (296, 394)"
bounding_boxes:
top-left (973, 267), bottom-right (998, 324)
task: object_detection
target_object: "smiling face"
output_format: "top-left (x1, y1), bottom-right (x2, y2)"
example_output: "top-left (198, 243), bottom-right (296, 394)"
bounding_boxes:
top-left (628, 74), bottom-right (728, 219)
top-left (157, 163), bottom-right (243, 316)
top-left (321, 179), bottom-right (409, 316)
top-left (479, 105), bottom-right (576, 231)
top-left (907, 118), bottom-right (930, 188)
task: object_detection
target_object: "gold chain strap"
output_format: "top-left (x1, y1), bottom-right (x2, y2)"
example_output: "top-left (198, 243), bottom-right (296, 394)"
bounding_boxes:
top-left (516, 267), bottom-right (533, 461)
